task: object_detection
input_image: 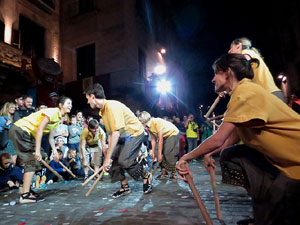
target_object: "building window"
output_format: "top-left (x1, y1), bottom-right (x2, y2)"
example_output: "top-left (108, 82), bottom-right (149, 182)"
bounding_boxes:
top-left (77, 43), bottom-right (95, 80)
top-left (138, 48), bottom-right (146, 80)
top-left (78, 0), bottom-right (94, 15)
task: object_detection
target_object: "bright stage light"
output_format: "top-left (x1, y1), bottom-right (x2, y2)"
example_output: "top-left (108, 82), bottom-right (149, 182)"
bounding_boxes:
top-left (154, 64), bottom-right (166, 75)
top-left (157, 79), bottom-right (171, 94)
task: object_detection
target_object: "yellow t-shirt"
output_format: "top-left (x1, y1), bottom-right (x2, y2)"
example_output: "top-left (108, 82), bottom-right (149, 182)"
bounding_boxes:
top-left (99, 100), bottom-right (144, 137)
top-left (242, 49), bottom-right (280, 93)
top-left (186, 121), bottom-right (198, 138)
top-left (14, 108), bottom-right (62, 138)
top-left (224, 78), bottom-right (300, 179)
top-left (80, 127), bottom-right (106, 146)
top-left (149, 118), bottom-right (179, 138)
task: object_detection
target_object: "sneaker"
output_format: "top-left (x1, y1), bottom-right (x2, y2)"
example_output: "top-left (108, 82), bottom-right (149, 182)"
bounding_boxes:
top-left (46, 179), bottom-right (53, 184)
top-left (143, 172), bottom-right (152, 194)
top-left (19, 192), bottom-right (45, 204)
top-left (112, 184), bottom-right (131, 198)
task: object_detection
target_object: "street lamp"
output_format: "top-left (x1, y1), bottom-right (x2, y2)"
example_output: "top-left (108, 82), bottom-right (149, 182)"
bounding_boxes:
top-left (156, 79), bottom-right (171, 95)
top-left (154, 64), bottom-right (166, 75)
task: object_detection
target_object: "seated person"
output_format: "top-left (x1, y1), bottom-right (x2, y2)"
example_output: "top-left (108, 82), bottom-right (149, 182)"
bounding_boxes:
top-left (64, 149), bottom-right (84, 178)
top-left (45, 150), bottom-right (69, 183)
top-left (0, 153), bottom-right (23, 190)
top-left (51, 136), bottom-right (69, 159)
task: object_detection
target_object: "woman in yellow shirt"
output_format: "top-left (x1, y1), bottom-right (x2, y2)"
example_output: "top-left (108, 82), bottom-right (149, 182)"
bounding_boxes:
top-left (9, 96), bottom-right (72, 204)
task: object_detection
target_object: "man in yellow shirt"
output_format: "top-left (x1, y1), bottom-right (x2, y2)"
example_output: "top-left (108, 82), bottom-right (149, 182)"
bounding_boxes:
top-left (138, 111), bottom-right (179, 179)
top-left (184, 114), bottom-right (199, 153)
top-left (176, 54), bottom-right (300, 225)
top-left (80, 119), bottom-right (106, 180)
top-left (84, 83), bottom-right (152, 198)
top-left (9, 96), bottom-right (72, 204)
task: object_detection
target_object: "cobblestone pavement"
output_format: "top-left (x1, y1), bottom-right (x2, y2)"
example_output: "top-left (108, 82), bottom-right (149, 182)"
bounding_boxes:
top-left (0, 158), bottom-right (252, 225)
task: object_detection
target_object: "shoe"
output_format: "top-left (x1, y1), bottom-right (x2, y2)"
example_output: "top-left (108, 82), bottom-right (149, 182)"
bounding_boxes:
top-left (237, 218), bottom-right (254, 225)
top-left (46, 179), bottom-right (53, 184)
top-left (112, 184), bottom-right (131, 198)
top-left (143, 172), bottom-right (152, 194)
top-left (19, 192), bottom-right (45, 204)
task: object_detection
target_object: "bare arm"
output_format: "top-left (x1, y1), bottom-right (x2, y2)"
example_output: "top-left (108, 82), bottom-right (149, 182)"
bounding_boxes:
top-left (150, 133), bottom-right (156, 159)
top-left (80, 138), bottom-right (87, 165)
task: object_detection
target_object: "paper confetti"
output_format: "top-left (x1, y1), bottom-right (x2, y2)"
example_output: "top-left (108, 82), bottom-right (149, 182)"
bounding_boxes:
top-left (120, 209), bottom-right (128, 212)
top-left (95, 213), bottom-right (103, 216)
top-left (18, 222), bottom-right (26, 225)
top-left (129, 210), bottom-right (135, 212)
top-left (99, 208), bottom-right (104, 210)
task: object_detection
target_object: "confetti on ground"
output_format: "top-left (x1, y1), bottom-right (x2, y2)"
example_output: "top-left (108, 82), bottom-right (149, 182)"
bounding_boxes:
top-left (7, 215), bottom-right (14, 217)
top-left (10, 201), bottom-right (16, 206)
top-left (49, 203), bottom-right (54, 205)
top-left (102, 198), bottom-right (107, 200)
top-left (3, 203), bottom-right (9, 206)
top-left (64, 203), bottom-right (71, 206)
top-left (108, 199), bottom-right (114, 201)
top-left (95, 213), bottom-right (103, 216)
top-left (4, 195), bottom-right (8, 197)
top-left (30, 211), bottom-right (37, 213)
top-left (62, 223), bottom-right (70, 225)
top-left (99, 208), bottom-right (104, 210)
top-left (129, 210), bottom-right (135, 212)
top-left (181, 196), bottom-right (189, 199)
top-left (20, 219), bottom-right (26, 222)
top-left (166, 202), bottom-right (171, 204)
top-left (18, 222), bottom-right (26, 225)
top-left (45, 209), bottom-right (52, 211)
top-left (177, 193), bottom-right (182, 196)
top-left (120, 209), bottom-right (128, 212)
top-left (97, 185), bottom-right (101, 189)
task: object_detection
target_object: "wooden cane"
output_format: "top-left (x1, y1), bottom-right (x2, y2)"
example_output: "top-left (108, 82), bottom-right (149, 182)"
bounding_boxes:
top-left (85, 170), bottom-right (105, 197)
top-left (82, 166), bottom-right (103, 186)
top-left (40, 159), bottom-right (63, 180)
top-left (207, 114), bottom-right (224, 122)
top-left (148, 160), bottom-right (155, 172)
top-left (209, 167), bottom-right (222, 220)
top-left (151, 162), bottom-right (160, 176)
top-left (58, 161), bottom-right (76, 179)
top-left (204, 96), bottom-right (220, 119)
top-left (87, 165), bottom-right (95, 172)
top-left (182, 164), bottom-right (213, 225)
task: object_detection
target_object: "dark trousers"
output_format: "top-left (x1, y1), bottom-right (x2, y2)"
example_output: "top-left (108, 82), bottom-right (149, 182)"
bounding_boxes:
top-left (109, 133), bottom-right (145, 183)
top-left (220, 144), bottom-right (300, 225)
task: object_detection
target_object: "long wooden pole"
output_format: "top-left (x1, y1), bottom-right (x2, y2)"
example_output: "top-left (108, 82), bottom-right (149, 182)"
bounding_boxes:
top-left (40, 159), bottom-right (63, 180)
top-left (85, 170), bottom-right (105, 197)
top-left (204, 96), bottom-right (220, 119)
top-left (209, 167), bottom-right (222, 220)
top-left (82, 166), bottom-right (103, 186)
top-left (58, 161), bottom-right (76, 179)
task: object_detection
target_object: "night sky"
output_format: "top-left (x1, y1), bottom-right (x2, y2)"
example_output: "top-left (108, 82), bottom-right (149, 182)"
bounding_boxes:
top-left (155, 0), bottom-right (299, 117)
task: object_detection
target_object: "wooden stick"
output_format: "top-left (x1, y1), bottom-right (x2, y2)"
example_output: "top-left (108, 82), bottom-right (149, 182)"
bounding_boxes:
top-left (148, 160), bottom-right (155, 172)
top-left (204, 96), bottom-right (220, 119)
top-left (58, 161), bottom-right (76, 179)
top-left (151, 162), bottom-right (160, 176)
top-left (207, 114), bottom-right (224, 122)
top-left (40, 159), bottom-right (63, 180)
top-left (87, 165), bottom-right (95, 172)
top-left (209, 167), bottom-right (222, 220)
top-left (82, 166), bottom-right (103, 186)
top-left (85, 170), bottom-right (105, 197)
top-left (185, 172), bottom-right (214, 225)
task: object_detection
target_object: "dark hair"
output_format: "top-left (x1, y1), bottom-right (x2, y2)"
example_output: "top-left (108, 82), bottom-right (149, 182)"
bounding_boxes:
top-left (23, 95), bottom-right (33, 100)
top-left (212, 54), bottom-right (260, 81)
top-left (71, 115), bottom-right (76, 119)
top-left (58, 96), bottom-right (72, 105)
top-left (88, 119), bottom-right (99, 129)
top-left (0, 152), bottom-right (11, 161)
top-left (84, 83), bottom-right (106, 99)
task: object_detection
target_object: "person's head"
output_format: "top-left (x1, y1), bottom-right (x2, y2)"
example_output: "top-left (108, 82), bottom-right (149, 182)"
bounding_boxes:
top-left (49, 92), bottom-right (59, 102)
top-left (14, 96), bottom-right (23, 109)
top-left (138, 111), bottom-right (151, 128)
top-left (212, 53), bottom-right (259, 93)
top-left (55, 136), bottom-right (65, 147)
top-left (68, 149), bottom-right (76, 158)
top-left (88, 119), bottom-right (99, 135)
top-left (87, 116), bottom-right (94, 123)
top-left (0, 102), bottom-right (16, 117)
top-left (70, 115), bottom-right (77, 126)
top-left (58, 96), bottom-right (72, 115)
top-left (23, 95), bottom-right (33, 109)
top-left (99, 118), bottom-right (104, 125)
top-left (84, 83), bottom-right (106, 109)
top-left (229, 37), bottom-right (261, 56)
top-left (76, 111), bottom-right (83, 122)
top-left (0, 153), bottom-right (12, 169)
top-left (136, 110), bottom-right (141, 117)
top-left (183, 115), bottom-right (188, 122)
top-left (188, 114), bottom-right (194, 121)
top-left (37, 102), bottom-right (47, 111)
top-left (57, 150), bottom-right (63, 159)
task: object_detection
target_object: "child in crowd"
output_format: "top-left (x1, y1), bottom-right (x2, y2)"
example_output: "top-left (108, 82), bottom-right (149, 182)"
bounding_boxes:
top-left (54, 136), bottom-right (69, 159)
top-left (68, 115), bottom-right (82, 153)
top-left (64, 149), bottom-right (84, 178)
top-left (46, 150), bottom-right (69, 183)
top-left (0, 153), bottom-right (23, 190)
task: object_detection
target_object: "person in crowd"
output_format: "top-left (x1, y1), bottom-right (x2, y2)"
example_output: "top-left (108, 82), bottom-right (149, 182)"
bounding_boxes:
top-left (177, 53), bottom-right (300, 225)
top-left (53, 122), bottom-right (69, 146)
top-left (0, 153), bottom-right (23, 190)
top-left (45, 150), bottom-right (69, 183)
top-left (13, 95), bottom-right (36, 122)
top-left (184, 114), bottom-right (199, 153)
top-left (48, 92), bottom-right (59, 107)
top-left (0, 102), bottom-right (17, 164)
top-left (139, 111), bottom-right (179, 179)
top-left (68, 115), bottom-right (82, 153)
top-left (14, 96), bottom-right (23, 110)
top-left (64, 148), bottom-right (84, 178)
top-left (54, 136), bottom-right (69, 159)
top-left (84, 83), bottom-right (152, 198)
top-left (75, 111), bottom-right (84, 128)
top-left (80, 119), bottom-right (106, 180)
top-left (9, 96), bottom-right (72, 203)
